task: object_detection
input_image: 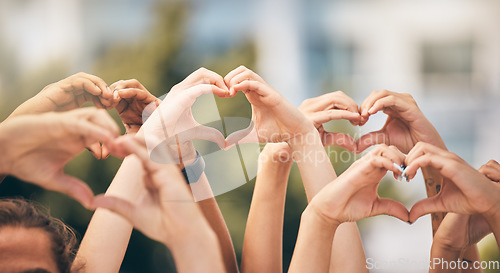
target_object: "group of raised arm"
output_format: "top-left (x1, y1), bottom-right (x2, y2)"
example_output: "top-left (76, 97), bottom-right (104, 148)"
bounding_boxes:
top-left (0, 66), bottom-right (498, 273)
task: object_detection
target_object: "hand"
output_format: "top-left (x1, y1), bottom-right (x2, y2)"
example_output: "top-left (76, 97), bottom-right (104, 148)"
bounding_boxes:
top-left (307, 144), bottom-right (410, 225)
top-left (298, 91), bottom-right (361, 152)
top-left (0, 108), bottom-right (120, 208)
top-left (9, 72), bottom-right (114, 117)
top-left (110, 79), bottom-right (160, 135)
top-left (405, 143), bottom-right (500, 223)
top-left (142, 68), bottom-right (228, 165)
top-left (93, 136), bottom-right (210, 247)
top-left (224, 66), bottom-right (315, 146)
top-left (357, 90), bottom-right (445, 153)
top-left (432, 160), bottom-right (499, 250)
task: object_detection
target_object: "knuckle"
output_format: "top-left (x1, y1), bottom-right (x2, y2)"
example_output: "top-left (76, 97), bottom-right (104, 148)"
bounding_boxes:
top-left (487, 159), bottom-right (498, 166)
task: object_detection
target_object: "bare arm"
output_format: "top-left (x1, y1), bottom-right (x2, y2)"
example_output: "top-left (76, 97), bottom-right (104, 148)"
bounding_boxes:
top-left (241, 143), bottom-right (293, 273)
top-left (73, 155), bottom-right (145, 272)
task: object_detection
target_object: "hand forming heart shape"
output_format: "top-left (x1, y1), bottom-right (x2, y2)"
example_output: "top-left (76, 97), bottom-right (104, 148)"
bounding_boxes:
top-left (107, 66), bottom-right (497, 225)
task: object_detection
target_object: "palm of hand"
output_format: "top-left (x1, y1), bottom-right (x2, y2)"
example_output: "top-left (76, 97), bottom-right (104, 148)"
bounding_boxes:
top-left (246, 91), bottom-right (311, 143)
top-left (312, 160), bottom-right (390, 223)
top-left (8, 133), bottom-right (82, 189)
top-left (378, 116), bottom-right (415, 154)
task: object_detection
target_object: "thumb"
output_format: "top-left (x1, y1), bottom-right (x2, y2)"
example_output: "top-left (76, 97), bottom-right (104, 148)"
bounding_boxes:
top-left (87, 142), bottom-right (103, 159)
top-left (226, 122), bottom-right (259, 148)
top-left (192, 125), bottom-right (227, 150)
top-left (92, 195), bottom-right (135, 223)
top-left (356, 130), bottom-right (387, 153)
top-left (100, 143), bottom-right (111, 159)
top-left (373, 198), bottom-right (410, 223)
top-left (409, 195), bottom-right (445, 224)
top-left (52, 173), bottom-right (95, 209)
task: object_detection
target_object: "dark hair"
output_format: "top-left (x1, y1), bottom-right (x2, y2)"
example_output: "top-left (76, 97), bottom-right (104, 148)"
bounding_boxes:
top-left (0, 198), bottom-right (78, 273)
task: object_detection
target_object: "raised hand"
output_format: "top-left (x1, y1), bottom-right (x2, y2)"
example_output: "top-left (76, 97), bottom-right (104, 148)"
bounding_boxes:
top-left (224, 66), bottom-right (315, 146)
top-left (110, 79), bottom-right (160, 135)
top-left (8, 72), bottom-right (114, 118)
top-left (432, 160), bottom-right (499, 251)
top-left (142, 68), bottom-right (229, 165)
top-left (405, 143), bottom-right (500, 223)
top-left (299, 91), bottom-right (361, 152)
top-left (0, 108), bottom-right (120, 208)
top-left (93, 136), bottom-right (225, 273)
top-left (358, 90), bottom-right (445, 154)
top-left (307, 144), bottom-right (410, 225)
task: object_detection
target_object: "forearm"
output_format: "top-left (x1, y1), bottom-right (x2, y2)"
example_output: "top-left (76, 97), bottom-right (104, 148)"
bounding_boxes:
top-left (461, 246), bottom-right (482, 273)
top-left (195, 175), bottom-right (239, 273)
top-left (241, 145), bottom-right (293, 273)
top-left (329, 222), bottom-right (367, 273)
top-left (289, 207), bottom-right (338, 273)
top-left (421, 167), bottom-right (446, 235)
top-left (290, 130), bottom-right (366, 272)
top-left (74, 155), bottom-right (145, 273)
top-left (170, 228), bottom-right (226, 273)
top-left (430, 242), bottom-right (462, 273)
top-left (289, 130), bottom-right (336, 201)
top-left (483, 209), bottom-right (500, 248)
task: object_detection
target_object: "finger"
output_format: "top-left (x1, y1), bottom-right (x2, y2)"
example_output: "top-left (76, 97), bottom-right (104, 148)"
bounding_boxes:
top-left (53, 174), bottom-right (95, 209)
top-left (224, 65), bottom-right (249, 87)
top-left (360, 89), bottom-right (392, 117)
top-left (185, 84), bottom-right (228, 99)
top-left (91, 96), bottom-right (106, 109)
top-left (369, 145), bottom-right (406, 168)
top-left (228, 69), bottom-right (264, 93)
top-left (191, 125), bottom-right (226, 150)
top-left (226, 122), bottom-right (259, 148)
top-left (366, 95), bottom-right (399, 115)
top-left (322, 132), bottom-right (357, 152)
top-left (115, 88), bottom-right (150, 101)
top-left (101, 144), bottom-right (111, 160)
top-left (85, 109), bottom-right (121, 138)
top-left (356, 131), bottom-right (388, 153)
top-left (373, 198), bottom-right (410, 223)
top-left (232, 80), bottom-right (271, 98)
top-left (180, 68), bottom-right (229, 93)
top-left (111, 79), bottom-right (146, 91)
top-left (305, 91), bottom-right (359, 114)
top-left (479, 160), bottom-right (500, 182)
top-left (409, 196), bottom-right (445, 223)
top-left (74, 77), bottom-right (103, 97)
top-left (68, 108), bottom-right (120, 138)
top-left (369, 155), bottom-right (403, 174)
top-left (92, 195), bottom-right (136, 223)
top-left (308, 110), bottom-right (361, 126)
top-left (82, 73), bottom-right (113, 100)
top-left (87, 142), bottom-right (103, 160)
top-left (65, 121), bottom-right (116, 149)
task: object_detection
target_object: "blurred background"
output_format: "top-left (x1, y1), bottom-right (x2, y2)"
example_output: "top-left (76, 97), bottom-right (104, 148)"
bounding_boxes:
top-left (0, 0), bottom-right (499, 272)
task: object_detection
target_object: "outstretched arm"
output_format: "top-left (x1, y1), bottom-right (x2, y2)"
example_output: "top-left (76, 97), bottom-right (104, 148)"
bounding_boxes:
top-left (241, 143), bottom-right (293, 273)
top-left (94, 136), bottom-right (225, 273)
top-left (289, 145), bottom-right (409, 272)
top-left (224, 67), bottom-right (367, 272)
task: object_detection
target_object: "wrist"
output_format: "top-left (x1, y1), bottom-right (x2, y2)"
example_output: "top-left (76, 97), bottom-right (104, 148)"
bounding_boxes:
top-left (302, 204), bottom-right (341, 230)
top-left (167, 224), bottom-right (223, 271)
top-left (482, 201), bottom-right (500, 226)
top-left (259, 143), bottom-right (293, 164)
top-left (431, 237), bottom-right (466, 254)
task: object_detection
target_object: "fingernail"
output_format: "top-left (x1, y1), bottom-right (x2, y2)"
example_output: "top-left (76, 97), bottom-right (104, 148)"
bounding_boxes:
top-left (368, 106), bottom-right (375, 114)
